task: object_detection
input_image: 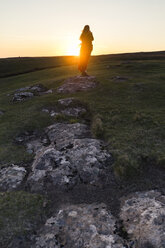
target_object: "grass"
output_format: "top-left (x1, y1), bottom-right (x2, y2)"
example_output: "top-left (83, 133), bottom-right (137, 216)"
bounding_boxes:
top-left (0, 191), bottom-right (45, 247)
top-left (0, 52), bottom-right (165, 176)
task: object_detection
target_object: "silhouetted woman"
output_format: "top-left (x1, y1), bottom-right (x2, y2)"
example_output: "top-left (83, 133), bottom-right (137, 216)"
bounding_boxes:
top-left (78, 25), bottom-right (94, 76)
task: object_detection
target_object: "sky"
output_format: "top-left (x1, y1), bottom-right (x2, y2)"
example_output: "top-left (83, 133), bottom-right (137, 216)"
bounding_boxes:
top-left (0, 0), bottom-right (165, 58)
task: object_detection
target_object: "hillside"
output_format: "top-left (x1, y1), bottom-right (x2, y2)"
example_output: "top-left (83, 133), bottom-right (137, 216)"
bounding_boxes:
top-left (0, 51), bottom-right (165, 247)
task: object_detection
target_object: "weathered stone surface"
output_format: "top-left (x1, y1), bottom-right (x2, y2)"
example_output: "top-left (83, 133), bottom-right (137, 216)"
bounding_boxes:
top-left (61, 107), bottom-right (86, 117)
top-left (28, 137), bottom-right (111, 192)
top-left (33, 204), bottom-right (124, 248)
top-left (42, 107), bottom-right (86, 118)
top-left (42, 98), bottom-right (86, 117)
top-left (58, 97), bottom-right (75, 106)
top-left (27, 123), bottom-right (112, 192)
top-left (120, 190), bottom-right (165, 248)
top-left (0, 165), bottom-right (26, 191)
top-left (45, 123), bottom-right (91, 150)
top-left (13, 84), bottom-right (52, 102)
top-left (13, 92), bottom-right (34, 102)
top-left (15, 131), bottom-right (50, 154)
top-left (57, 76), bottom-right (98, 93)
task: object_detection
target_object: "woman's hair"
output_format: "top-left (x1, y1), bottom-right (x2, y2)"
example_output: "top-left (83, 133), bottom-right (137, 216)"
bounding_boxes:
top-left (83, 25), bottom-right (90, 33)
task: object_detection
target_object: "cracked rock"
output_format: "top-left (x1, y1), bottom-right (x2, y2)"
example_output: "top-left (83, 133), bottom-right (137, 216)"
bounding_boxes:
top-left (33, 203), bottom-right (124, 248)
top-left (120, 190), bottom-right (165, 248)
top-left (0, 165), bottom-right (26, 191)
top-left (27, 123), bottom-right (112, 192)
top-left (27, 138), bottom-right (111, 192)
top-left (12, 84), bottom-right (52, 102)
top-left (57, 76), bottom-right (98, 93)
top-left (45, 123), bottom-right (91, 150)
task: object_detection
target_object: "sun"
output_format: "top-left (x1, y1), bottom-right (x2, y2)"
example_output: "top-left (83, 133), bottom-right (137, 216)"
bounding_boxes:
top-left (65, 35), bottom-right (80, 56)
top-left (67, 43), bottom-right (80, 56)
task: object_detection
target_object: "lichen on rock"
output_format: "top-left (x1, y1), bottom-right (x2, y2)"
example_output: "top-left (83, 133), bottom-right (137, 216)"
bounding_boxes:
top-left (57, 76), bottom-right (98, 93)
top-left (120, 190), bottom-right (165, 248)
top-left (33, 203), bottom-right (124, 248)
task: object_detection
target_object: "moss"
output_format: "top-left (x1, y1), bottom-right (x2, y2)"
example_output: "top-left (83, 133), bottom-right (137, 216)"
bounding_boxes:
top-left (0, 191), bottom-right (45, 247)
top-left (91, 114), bottom-right (104, 139)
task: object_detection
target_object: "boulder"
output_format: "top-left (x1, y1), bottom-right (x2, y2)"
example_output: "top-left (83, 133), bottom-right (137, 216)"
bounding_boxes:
top-left (28, 138), bottom-right (111, 192)
top-left (57, 76), bottom-right (98, 93)
top-left (0, 165), bottom-right (26, 191)
top-left (27, 123), bottom-right (112, 192)
top-left (33, 203), bottom-right (124, 248)
top-left (120, 190), bottom-right (165, 248)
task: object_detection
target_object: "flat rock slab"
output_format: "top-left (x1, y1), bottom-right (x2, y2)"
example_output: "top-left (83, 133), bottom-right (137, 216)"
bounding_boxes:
top-left (112, 76), bottom-right (129, 82)
top-left (42, 107), bottom-right (86, 118)
top-left (42, 98), bottom-right (87, 117)
top-left (57, 76), bottom-right (98, 93)
top-left (27, 123), bottom-right (112, 192)
top-left (12, 84), bottom-right (52, 102)
top-left (45, 123), bottom-right (91, 150)
top-left (33, 203), bottom-right (124, 248)
top-left (120, 190), bottom-right (165, 248)
top-left (0, 165), bottom-right (26, 191)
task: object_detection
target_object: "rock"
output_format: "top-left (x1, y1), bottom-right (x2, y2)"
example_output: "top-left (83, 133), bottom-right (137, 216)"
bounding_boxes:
top-left (61, 107), bottom-right (86, 117)
top-left (12, 84), bottom-right (52, 102)
top-left (58, 97), bottom-right (75, 106)
top-left (33, 203), bottom-right (124, 248)
top-left (45, 123), bottom-right (91, 149)
top-left (29, 84), bottom-right (48, 93)
top-left (57, 76), bottom-right (98, 93)
top-left (13, 92), bottom-right (34, 102)
top-left (27, 123), bottom-right (112, 192)
top-left (120, 190), bottom-right (165, 248)
top-left (112, 76), bottom-right (129, 82)
top-left (0, 165), bottom-right (26, 191)
top-left (15, 131), bottom-right (50, 154)
top-left (15, 86), bottom-right (31, 92)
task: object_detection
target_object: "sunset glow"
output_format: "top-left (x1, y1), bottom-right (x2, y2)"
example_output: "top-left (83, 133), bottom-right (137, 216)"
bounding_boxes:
top-left (1, 0), bottom-right (165, 58)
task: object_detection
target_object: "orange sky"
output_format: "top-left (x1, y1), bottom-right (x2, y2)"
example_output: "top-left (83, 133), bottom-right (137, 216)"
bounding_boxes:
top-left (1, 0), bottom-right (165, 58)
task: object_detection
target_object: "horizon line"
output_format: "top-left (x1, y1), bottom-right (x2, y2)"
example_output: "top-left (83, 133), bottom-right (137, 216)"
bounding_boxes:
top-left (1, 50), bottom-right (165, 60)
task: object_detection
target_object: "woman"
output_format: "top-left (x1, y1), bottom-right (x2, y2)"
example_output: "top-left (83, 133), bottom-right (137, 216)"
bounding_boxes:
top-left (78, 25), bottom-right (94, 76)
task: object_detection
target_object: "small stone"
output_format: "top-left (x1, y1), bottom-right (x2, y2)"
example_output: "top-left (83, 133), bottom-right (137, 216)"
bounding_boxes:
top-left (58, 98), bottom-right (75, 106)
top-left (0, 165), bottom-right (26, 191)
top-left (112, 76), bottom-right (129, 82)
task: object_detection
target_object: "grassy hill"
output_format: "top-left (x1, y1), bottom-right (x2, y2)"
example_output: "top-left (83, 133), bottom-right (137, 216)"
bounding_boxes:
top-left (0, 51), bottom-right (165, 176)
top-left (0, 51), bottom-right (165, 246)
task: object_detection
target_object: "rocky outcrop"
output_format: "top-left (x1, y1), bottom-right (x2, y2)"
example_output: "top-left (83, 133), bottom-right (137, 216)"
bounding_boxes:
top-left (27, 123), bottom-right (112, 192)
top-left (33, 203), bottom-right (124, 248)
top-left (120, 190), bottom-right (165, 248)
top-left (0, 165), bottom-right (26, 191)
top-left (57, 76), bottom-right (98, 93)
top-left (12, 84), bottom-right (53, 102)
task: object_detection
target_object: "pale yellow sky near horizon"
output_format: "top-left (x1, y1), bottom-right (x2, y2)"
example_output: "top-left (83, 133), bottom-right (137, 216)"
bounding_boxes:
top-left (1, 0), bottom-right (165, 58)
